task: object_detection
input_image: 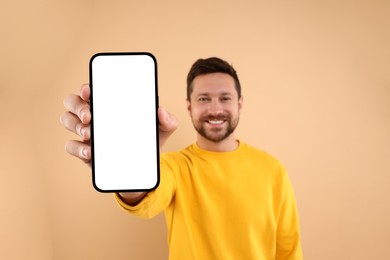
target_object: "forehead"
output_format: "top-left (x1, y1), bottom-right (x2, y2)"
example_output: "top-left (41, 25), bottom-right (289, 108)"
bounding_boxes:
top-left (191, 73), bottom-right (236, 96)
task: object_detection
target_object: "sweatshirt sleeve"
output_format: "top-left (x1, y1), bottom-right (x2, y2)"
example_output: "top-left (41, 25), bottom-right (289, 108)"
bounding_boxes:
top-left (114, 154), bottom-right (177, 219)
top-left (275, 166), bottom-right (303, 260)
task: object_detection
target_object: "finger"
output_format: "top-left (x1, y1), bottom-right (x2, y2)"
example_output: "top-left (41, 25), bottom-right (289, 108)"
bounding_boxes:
top-left (79, 84), bottom-right (91, 102)
top-left (158, 107), bottom-right (178, 147)
top-left (60, 112), bottom-right (91, 141)
top-left (65, 140), bottom-right (91, 161)
top-left (158, 107), bottom-right (178, 132)
top-left (63, 94), bottom-right (91, 124)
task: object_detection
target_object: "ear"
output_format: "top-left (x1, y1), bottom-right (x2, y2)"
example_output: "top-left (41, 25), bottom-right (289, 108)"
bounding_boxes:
top-left (238, 96), bottom-right (243, 110)
top-left (186, 99), bottom-right (191, 114)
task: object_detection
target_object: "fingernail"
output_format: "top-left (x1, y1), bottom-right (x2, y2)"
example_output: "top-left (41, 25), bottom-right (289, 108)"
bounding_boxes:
top-left (164, 110), bottom-right (170, 122)
top-left (82, 148), bottom-right (88, 158)
top-left (80, 127), bottom-right (86, 137)
top-left (80, 109), bottom-right (86, 120)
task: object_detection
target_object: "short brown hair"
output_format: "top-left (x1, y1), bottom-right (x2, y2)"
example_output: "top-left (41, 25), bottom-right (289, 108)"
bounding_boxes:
top-left (186, 57), bottom-right (241, 100)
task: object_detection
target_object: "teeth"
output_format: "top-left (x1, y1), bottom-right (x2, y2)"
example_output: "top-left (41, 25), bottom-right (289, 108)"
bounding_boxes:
top-left (209, 120), bottom-right (224, 125)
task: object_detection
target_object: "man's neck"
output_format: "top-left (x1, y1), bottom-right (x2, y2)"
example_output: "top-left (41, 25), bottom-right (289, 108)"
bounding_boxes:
top-left (196, 135), bottom-right (239, 152)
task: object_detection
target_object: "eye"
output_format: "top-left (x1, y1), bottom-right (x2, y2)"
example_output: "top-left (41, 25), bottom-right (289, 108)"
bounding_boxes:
top-left (197, 97), bottom-right (210, 102)
top-left (220, 96), bottom-right (232, 102)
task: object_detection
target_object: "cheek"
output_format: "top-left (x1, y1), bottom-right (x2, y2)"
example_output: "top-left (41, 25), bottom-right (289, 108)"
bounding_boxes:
top-left (189, 104), bottom-right (205, 116)
top-left (188, 105), bottom-right (199, 120)
top-left (191, 109), bottom-right (203, 120)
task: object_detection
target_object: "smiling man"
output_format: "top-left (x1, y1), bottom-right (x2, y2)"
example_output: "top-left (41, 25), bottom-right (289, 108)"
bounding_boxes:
top-left (187, 72), bottom-right (242, 151)
top-left (61, 57), bottom-right (303, 259)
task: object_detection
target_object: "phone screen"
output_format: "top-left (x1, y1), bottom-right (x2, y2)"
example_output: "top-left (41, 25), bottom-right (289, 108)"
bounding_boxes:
top-left (89, 53), bottom-right (159, 192)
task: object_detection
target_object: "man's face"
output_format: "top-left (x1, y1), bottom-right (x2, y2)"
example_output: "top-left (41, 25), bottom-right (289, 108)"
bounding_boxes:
top-left (187, 73), bottom-right (243, 143)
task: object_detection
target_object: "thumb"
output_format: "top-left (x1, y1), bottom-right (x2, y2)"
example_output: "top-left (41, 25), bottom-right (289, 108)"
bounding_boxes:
top-left (158, 107), bottom-right (178, 133)
top-left (158, 107), bottom-right (178, 147)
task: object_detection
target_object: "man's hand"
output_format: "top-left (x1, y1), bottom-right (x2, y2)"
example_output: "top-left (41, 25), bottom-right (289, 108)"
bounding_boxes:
top-left (158, 105), bottom-right (179, 147)
top-left (60, 84), bottom-right (178, 206)
top-left (60, 84), bottom-right (92, 167)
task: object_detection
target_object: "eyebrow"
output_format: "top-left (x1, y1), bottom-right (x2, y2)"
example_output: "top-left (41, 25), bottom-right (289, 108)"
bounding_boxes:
top-left (196, 92), bottom-right (233, 97)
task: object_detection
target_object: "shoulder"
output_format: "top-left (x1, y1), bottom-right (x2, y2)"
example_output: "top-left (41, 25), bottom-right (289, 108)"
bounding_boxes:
top-left (160, 145), bottom-right (195, 165)
top-left (241, 142), bottom-right (282, 165)
top-left (240, 142), bottom-right (288, 180)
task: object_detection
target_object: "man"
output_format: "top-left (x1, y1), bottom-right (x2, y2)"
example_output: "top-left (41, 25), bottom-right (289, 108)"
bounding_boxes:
top-left (61, 57), bottom-right (303, 259)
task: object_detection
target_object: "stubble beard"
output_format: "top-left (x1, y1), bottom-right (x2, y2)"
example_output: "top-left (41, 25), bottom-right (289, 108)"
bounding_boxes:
top-left (192, 113), bottom-right (239, 143)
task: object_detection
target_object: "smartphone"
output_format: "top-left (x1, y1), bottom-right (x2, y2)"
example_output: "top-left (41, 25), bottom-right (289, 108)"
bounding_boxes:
top-left (89, 52), bottom-right (159, 192)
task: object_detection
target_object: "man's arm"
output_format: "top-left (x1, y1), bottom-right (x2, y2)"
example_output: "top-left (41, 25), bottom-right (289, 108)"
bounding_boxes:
top-left (60, 84), bottom-right (178, 206)
top-left (275, 169), bottom-right (303, 260)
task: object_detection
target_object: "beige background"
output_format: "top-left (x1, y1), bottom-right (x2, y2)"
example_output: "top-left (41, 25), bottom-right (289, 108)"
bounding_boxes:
top-left (1, 0), bottom-right (389, 259)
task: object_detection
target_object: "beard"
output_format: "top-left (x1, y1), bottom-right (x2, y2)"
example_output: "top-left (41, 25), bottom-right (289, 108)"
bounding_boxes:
top-left (191, 112), bottom-right (239, 143)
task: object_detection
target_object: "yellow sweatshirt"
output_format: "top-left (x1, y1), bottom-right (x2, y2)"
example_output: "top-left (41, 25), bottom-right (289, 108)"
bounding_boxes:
top-left (115, 142), bottom-right (302, 260)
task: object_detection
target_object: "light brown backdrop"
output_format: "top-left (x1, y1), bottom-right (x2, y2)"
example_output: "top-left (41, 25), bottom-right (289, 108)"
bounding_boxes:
top-left (1, 0), bottom-right (389, 259)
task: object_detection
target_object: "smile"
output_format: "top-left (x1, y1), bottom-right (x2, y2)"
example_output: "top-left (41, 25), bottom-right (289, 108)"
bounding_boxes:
top-left (207, 120), bottom-right (225, 125)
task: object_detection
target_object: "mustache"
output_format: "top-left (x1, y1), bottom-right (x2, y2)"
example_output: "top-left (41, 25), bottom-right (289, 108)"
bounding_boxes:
top-left (201, 114), bottom-right (229, 121)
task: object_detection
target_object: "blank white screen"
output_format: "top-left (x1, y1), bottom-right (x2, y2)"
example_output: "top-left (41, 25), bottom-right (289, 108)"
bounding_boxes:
top-left (90, 53), bottom-right (159, 192)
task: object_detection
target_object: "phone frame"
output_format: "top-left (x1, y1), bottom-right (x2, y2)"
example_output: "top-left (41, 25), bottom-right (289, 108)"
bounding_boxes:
top-left (89, 52), bottom-right (160, 193)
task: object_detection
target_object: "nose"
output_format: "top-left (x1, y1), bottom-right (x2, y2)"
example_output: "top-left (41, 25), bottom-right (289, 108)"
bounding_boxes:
top-left (208, 99), bottom-right (223, 115)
